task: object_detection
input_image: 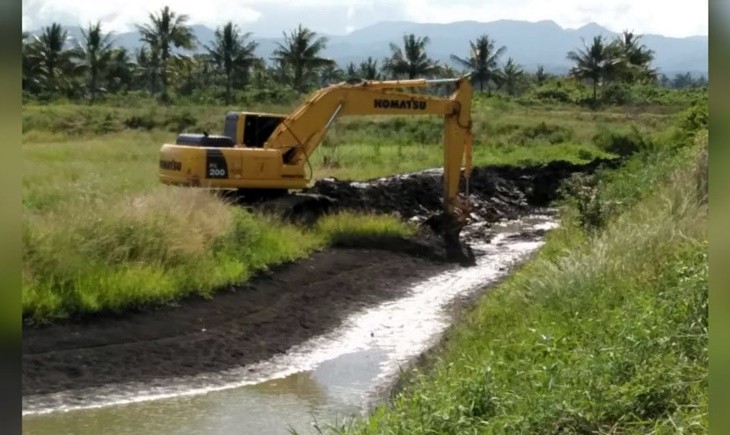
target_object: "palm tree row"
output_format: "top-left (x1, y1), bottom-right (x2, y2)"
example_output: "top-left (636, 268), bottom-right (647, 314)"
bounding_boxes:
top-left (567, 31), bottom-right (656, 103)
top-left (23, 6), bottom-right (658, 104)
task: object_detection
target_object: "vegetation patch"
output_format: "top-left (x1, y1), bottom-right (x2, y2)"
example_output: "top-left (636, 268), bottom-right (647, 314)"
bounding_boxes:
top-left (316, 212), bottom-right (417, 245)
top-left (22, 188), bottom-right (420, 322)
top-left (20, 96), bottom-right (691, 323)
top-left (334, 120), bottom-right (707, 434)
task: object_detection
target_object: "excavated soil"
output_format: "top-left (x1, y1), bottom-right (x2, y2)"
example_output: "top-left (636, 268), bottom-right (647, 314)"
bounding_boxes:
top-left (22, 159), bottom-right (617, 398)
top-left (304, 158), bottom-right (617, 223)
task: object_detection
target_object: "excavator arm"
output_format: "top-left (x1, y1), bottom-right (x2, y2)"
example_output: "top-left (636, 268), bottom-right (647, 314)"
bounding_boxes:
top-left (263, 76), bottom-right (474, 217)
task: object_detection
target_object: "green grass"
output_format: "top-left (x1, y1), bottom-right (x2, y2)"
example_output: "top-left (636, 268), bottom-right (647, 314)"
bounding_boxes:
top-left (309, 102), bottom-right (679, 180)
top-left (22, 190), bottom-right (414, 321)
top-left (22, 130), bottom-right (167, 213)
top-left (332, 128), bottom-right (708, 434)
top-left (20, 100), bottom-right (687, 321)
top-left (316, 212), bottom-right (417, 244)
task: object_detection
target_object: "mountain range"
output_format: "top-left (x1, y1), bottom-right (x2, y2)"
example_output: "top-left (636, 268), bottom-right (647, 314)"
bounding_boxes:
top-left (38, 19), bottom-right (708, 78)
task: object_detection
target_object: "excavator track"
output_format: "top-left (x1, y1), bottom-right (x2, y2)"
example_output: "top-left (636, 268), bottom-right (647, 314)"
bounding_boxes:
top-left (224, 189), bottom-right (337, 226)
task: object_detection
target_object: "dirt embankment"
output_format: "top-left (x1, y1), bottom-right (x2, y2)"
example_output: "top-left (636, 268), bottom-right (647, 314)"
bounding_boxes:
top-left (305, 158), bottom-right (617, 223)
top-left (23, 159), bottom-right (616, 398)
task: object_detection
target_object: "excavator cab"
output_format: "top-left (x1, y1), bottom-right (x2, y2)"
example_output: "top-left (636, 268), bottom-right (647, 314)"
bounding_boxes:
top-left (173, 112), bottom-right (286, 149)
top-left (223, 112), bottom-right (286, 148)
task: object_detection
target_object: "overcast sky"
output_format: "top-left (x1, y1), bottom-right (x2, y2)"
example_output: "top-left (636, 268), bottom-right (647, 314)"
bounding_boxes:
top-left (22, 0), bottom-right (708, 38)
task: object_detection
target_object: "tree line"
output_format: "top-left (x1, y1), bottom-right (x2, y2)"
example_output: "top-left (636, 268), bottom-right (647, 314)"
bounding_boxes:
top-left (22, 6), bottom-right (707, 105)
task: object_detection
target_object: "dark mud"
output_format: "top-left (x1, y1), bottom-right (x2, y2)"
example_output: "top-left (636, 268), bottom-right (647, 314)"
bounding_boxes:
top-left (23, 249), bottom-right (452, 397)
top-left (304, 158), bottom-right (618, 223)
top-left (22, 158), bottom-right (617, 399)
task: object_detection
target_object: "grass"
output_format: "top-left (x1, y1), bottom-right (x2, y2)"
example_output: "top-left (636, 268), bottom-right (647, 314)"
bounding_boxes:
top-left (316, 212), bottom-right (417, 244)
top-left (330, 124), bottom-right (708, 433)
top-left (309, 102), bottom-right (675, 180)
top-left (21, 99), bottom-right (686, 321)
top-left (22, 189), bottom-right (414, 321)
top-left (22, 130), bottom-right (167, 213)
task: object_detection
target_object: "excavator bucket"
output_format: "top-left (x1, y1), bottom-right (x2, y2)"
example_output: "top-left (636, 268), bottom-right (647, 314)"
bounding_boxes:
top-left (423, 208), bottom-right (475, 266)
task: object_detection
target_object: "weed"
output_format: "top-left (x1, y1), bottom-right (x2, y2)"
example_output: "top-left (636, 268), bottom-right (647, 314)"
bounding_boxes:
top-left (559, 173), bottom-right (617, 232)
top-left (592, 125), bottom-right (653, 156)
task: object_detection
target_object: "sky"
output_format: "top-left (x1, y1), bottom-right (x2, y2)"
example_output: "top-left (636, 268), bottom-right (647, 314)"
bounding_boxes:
top-left (21, 0), bottom-right (708, 38)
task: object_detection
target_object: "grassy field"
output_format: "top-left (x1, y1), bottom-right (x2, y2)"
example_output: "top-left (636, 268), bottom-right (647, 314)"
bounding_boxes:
top-left (21, 93), bottom-right (691, 321)
top-left (333, 110), bottom-right (708, 433)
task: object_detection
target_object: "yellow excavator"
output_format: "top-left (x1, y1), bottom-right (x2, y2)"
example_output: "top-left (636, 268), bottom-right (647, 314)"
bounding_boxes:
top-left (158, 75), bottom-right (475, 263)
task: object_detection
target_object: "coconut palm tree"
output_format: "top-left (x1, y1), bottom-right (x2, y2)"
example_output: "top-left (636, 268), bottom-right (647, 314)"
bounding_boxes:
top-left (345, 62), bottom-right (358, 79)
top-left (70, 21), bottom-right (114, 102)
top-left (611, 30), bottom-right (656, 83)
top-left (105, 47), bottom-right (135, 94)
top-left (497, 58), bottom-right (525, 96)
top-left (566, 35), bottom-right (620, 103)
top-left (435, 64), bottom-right (459, 78)
top-left (383, 34), bottom-right (439, 79)
top-left (205, 22), bottom-right (259, 103)
top-left (358, 57), bottom-right (382, 80)
top-left (169, 54), bottom-right (196, 96)
top-left (449, 35), bottom-right (506, 93)
top-left (22, 31), bottom-right (42, 94)
top-left (27, 23), bottom-right (76, 96)
top-left (271, 24), bottom-right (334, 92)
top-left (534, 65), bottom-right (549, 86)
top-left (319, 62), bottom-right (345, 86)
top-left (345, 57), bottom-right (382, 81)
top-left (134, 46), bottom-right (161, 94)
top-left (136, 6), bottom-right (196, 102)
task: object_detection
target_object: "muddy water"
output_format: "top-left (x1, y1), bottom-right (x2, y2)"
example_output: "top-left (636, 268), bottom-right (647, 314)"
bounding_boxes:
top-left (23, 214), bottom-right (557, 435)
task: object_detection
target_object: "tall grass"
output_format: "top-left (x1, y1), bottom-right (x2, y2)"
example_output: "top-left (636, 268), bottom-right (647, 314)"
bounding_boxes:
top-left (23, 188), bottom-right (317, 320)
top-left (316, 212), bottom-right (417, 245)
top-left (20, 101), bottom-right (686, 322)
top-left (336, 130), bottom-right (708, 433)
top-left (22, 186), bottom-right (414, 321)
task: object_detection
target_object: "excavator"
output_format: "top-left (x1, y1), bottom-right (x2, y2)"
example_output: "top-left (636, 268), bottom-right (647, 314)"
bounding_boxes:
top-left (158, 75), bottom-right (475, 264)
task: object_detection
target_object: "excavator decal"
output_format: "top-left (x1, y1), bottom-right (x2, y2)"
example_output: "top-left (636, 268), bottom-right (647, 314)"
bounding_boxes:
top-left (205, 149), bottom-right (228, 179)
top-left (373, 99), bottom-right (427, 110)
top-left (159, 159), bottom-right (182, 171)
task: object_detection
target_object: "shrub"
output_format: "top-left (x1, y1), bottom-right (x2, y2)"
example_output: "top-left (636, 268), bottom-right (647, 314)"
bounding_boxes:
top-left (515, 122), bottom-right (574, 145)
top-left (672, 103), bottom-right (708, 146)
top-left (164, 109), bottom-right (198, 132)
top-left (532, 87), bottom-right (574, 103)
top-left (559, 173), bottom-right (617, 232)
top-left (592, 125), bottom-right (652, 156)
top-left (124, 115), bottom-right (157, 130)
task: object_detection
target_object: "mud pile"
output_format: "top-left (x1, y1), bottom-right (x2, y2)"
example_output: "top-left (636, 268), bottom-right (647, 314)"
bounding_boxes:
top-left (305, 158), bottom-right (618, 224)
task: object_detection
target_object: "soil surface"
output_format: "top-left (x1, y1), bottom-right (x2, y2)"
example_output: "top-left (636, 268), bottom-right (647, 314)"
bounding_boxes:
top-left (304, 158), bottom-right (618, 223)
top-left (22, 159), bottom-right (617, 398)
top-left (23, 248), bottom-right (452, 396)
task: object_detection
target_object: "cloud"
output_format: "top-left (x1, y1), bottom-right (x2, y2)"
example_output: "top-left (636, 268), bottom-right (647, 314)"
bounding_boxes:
top-left (22, 0), bottom-right (262, 33)
top-left (398, 0), bottom-right (707, 37)
top-left (22, 0), bottom-right (707, 38)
